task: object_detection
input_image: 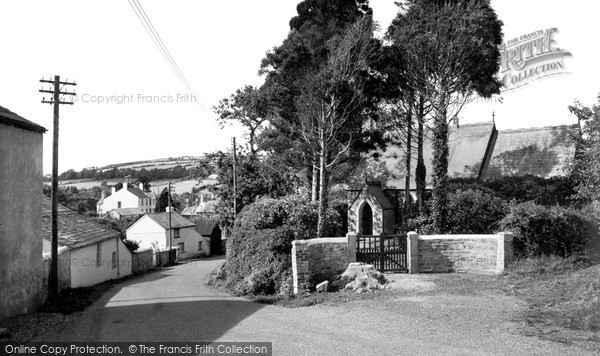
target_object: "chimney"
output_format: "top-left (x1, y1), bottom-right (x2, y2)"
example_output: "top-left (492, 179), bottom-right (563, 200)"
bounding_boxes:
top-left (111, 186), bottom-right (116, 195)
top-left (139, 182), bottom-right (144, 190)
top-left (200, 194), bottom-right (204, 204)
top-left (122, 181), bottom-right (128, 191)
top-left (101, 190), bottom-right (106, 200)
top-left (165, 206), bottom-right (171, 213)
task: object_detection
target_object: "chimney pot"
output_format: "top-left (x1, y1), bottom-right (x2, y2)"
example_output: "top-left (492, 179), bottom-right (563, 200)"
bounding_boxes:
top-left (122, 182), bottom-right (128, 191)
top-left (111, 186), bottom-right (116, 195)
top-left (139, 182), bottom-right (144, 190)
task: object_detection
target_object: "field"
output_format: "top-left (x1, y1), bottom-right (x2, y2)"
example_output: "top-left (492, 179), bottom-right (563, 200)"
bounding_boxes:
top-left (57, 179), bottom-right (218, 195)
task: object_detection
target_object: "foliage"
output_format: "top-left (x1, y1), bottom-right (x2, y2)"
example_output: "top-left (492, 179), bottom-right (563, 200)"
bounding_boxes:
top-left (43, 184), bottom-right (105, 216)
top-left (406, 188), bottom-right (507, 234)
top-left (155, 188), bottom-right (181, 213)
top-left (499, 202), bottom-right (596, 258)
top-left (569, 95), bottom-right (600, 201)
top-left (223, 195), bottom-right (343, 296)
top-left (56, 165), bottom-right (191, 182)
top-left (203, 150), bottom-right (298, 227)
top-left (387, 0), bottom-right (503, 233)
top-left (89, 216), bottom-right (140, 252)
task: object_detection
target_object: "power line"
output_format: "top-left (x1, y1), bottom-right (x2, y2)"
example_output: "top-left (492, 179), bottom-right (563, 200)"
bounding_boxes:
top-left (127, 0), bottom-right (208, 112)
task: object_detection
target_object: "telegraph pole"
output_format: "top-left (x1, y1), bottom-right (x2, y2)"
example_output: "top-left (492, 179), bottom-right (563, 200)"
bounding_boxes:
top-left (168, 181), bottom-right (173, 249)
top-left (232, 137), bottom-right (237, 219)
top-left (39, 75), bottom-right (76, 301)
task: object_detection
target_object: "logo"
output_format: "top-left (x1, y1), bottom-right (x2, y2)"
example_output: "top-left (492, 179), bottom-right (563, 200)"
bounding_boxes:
top-left (500, 28), bottom-right (572, 92)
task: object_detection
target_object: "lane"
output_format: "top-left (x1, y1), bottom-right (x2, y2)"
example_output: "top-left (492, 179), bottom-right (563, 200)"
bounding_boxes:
top-left (34, 257), bottom-right (591, 355)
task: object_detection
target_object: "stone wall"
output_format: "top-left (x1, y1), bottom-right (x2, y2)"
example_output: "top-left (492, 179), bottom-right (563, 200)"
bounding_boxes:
top-left (154, 248), bottom-right (177, 268)
top-left (41, 248), bottom-right (71, 299)
top-left (291, 233), bottom-right (356, 294)
top-left (408, 232), bottom-right (514, 274)
top-left (132, 248), bottom-right (154, 275)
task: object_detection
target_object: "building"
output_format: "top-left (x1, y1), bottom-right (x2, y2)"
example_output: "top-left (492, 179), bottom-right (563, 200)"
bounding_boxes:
top-left (108, 208), bottom-right (144, 220)
top-left (126, 211), bottom-right (208, 259)
top-left (42, 196), bottom-right (132, 288)
top-left (97, 182), bottom-right (156, 216)
top-left (0, 106), bottom-right (46, 320)
top-left (194, 219), bottom-right (222, 256)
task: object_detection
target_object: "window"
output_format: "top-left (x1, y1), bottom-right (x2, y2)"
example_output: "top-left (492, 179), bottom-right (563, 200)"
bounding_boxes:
top-left (96, 244), bottom-right (102, 268)
top-left (173, 228), bottom-right (180, 238)
top-left (112, 251), bottom-right (117, 269)
top-left (178, 242), bottom-right (185, 252)
top-left (198, 241), bottom-right (203, 251)
top-left (117, 201), bottom-right (122, 208)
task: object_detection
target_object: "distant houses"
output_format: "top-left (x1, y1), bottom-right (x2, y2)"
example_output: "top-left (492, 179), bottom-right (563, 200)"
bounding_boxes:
top-left (97, 182), bottom-right (156, 216)
top-left (42, 197), bottom-right (132, 289)
top-left (126, 211), bottom-right (211, 259)
top-left (0, 105), bottom-right (47, 321)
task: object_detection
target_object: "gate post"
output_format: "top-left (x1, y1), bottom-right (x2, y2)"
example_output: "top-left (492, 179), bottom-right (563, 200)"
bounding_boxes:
top-left (346, 232), bottom-right (357, 263)
top-left (379, 233), bottom-right (385, 272)
top-left (407, 232), bottom-right (419, 274)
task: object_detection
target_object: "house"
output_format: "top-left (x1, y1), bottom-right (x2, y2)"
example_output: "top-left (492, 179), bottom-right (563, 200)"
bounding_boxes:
top-left (42, 196), bottom-right (133, 288)
top-left (194, 219), bottom-right (221, 256)
top-left (97, 182), bottom-right (156, 216)
top-left (108, 207), bottom-right (144, 220)
top-left (126, 211), bottom-right (207, 259)
top-left (0, 105), bottom-right (46, 320)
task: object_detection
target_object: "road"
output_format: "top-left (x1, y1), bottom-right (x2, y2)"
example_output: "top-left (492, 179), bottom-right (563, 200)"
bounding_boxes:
top-left (34, 257), bottom-right (593, 355)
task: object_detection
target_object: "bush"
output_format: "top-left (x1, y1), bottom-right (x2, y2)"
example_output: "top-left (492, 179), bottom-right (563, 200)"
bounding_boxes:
top-left (499, 202), bottom-right (597, 258)
top-left (224, 195), bottom-right (343, 296)
top-left (406, 188), bottom-right (507, 234)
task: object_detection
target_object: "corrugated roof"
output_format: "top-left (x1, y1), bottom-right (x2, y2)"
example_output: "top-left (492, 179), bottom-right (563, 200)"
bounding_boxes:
top-left (109, 208), bottom-right (144, 216)
top-left (194, 219), bottom-right (219, 236)
top-left (181, 206), bottom-right (198, 216)
top-left (42, 196), bottom-right (120, 249)
top-left (146, 212), bottom-right (195, 229)
top-left (487, 125), bottom-right (578, 178)
top-left (0, 105), bottom-right (46, 133)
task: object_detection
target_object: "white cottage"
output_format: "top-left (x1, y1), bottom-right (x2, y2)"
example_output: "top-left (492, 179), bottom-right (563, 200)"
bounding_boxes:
top-left (96, 182), bottom-right (156, 216)
top-left (42, 197), bottom-right (132, 288)
top-left (126, 211), bottom-right (208, 259)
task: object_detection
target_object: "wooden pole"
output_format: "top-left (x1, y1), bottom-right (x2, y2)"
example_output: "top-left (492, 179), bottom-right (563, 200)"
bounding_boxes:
top-left (232, 137), bottom-right (237, 219)
top-left (50, 75), bottom-right (60, 300)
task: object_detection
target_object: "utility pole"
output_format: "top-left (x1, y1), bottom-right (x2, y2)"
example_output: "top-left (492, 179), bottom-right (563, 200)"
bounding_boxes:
top-left (232, 137), bottom-right (237, 220)
top-left (39, 75), bottom-right (76, 302)
top-left (168, 181), bottom-right (173, 249)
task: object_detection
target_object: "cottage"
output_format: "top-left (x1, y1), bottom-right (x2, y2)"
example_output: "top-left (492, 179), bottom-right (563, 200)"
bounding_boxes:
top-left (97, 182), bottom-right (156, 216)
top-left (0, 105), bottom-right (46, 320)
top-left (108, 207), bottom-right (144, 220)
top-left (126, 211), bottom-right (207, 259)
top-left (194, 219), bottom-right (222, 256)
top-left (42, 197), bottom-right (133, 288)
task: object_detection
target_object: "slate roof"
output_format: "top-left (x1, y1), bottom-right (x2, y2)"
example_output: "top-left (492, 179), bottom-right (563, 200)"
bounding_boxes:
top-left (127, 187), bottom-right (151, 199)
top-left (194, 219), bottom-right (220, 236)
top-left (146, 212), bottom-right (195, 229)
top-left (109, 208), bottom-right (144, 216)
top-left (42, 196), bottom-right (120, 249)
top-left (486, 125), bottom-right (578, 178)
top-left (0, 105), bottom-right (46, 133)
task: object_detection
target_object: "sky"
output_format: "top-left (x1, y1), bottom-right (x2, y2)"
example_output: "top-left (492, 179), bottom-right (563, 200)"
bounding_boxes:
top-left (0, 0), bottom-right (598, 174)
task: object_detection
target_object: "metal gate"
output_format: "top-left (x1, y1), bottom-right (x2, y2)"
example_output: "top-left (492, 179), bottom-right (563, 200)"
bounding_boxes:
top-left (356, 234), bottom-right (408, 273)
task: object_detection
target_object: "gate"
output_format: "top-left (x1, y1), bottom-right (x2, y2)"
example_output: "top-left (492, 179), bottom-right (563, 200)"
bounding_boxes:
top-left (356, 234), bottom-right (408, 273)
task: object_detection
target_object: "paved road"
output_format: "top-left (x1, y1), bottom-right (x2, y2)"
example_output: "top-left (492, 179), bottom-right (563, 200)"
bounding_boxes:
top-left (35, 257), bottom-right (593, 355)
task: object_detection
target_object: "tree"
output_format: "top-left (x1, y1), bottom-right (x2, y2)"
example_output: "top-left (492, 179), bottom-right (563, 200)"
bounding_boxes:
top-left (258, 0), bottom-right (377, 205)
top-left (134, 176), bottom-right (151, 192)
top-left (569, 95), bottom-right (600, 201)
top-left (155, 188), bottom-right (181, 213)
top-left (213, 85), bottom-right (271, 155)
top-left (295, 16), bottom-right (379, 236)
top-left (387, 0), bottom-right (503, 232)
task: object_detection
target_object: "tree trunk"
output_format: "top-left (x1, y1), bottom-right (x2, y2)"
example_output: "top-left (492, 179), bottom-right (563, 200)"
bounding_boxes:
top-left (431, 98), bottom-right (449, 234)
top-left (416, 95), bottom-right (426, 213)
top-left (311, 152), bottom-right (320, 202)
top-left (317, 137), bottom-right (328, 238)
top-left (404, 100), bottom-right (413, 215)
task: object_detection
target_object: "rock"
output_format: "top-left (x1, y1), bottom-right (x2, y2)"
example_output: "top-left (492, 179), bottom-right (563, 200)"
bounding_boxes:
top-left (334, 262), bottom-right (387, 293)
top-left (316, 281), bottom-right (329, 293)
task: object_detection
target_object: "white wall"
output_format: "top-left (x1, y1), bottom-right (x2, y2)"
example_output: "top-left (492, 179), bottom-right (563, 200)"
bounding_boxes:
top-left (172, 227), bottom-right (208, 259)
top-left (126, 216), bottom-right (167, 250)
top-left (70, 237), bottom-right (132, 288)
top-left (97, 187), bottom-right (140, 215)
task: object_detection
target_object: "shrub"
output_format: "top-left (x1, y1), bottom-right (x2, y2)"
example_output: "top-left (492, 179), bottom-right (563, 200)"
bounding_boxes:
top-left (406, 188), bottom-right (507, 234)
top-left (224, 195), bottom-right (343, 296)
top-left (499, 202), bottom-right (597, 258)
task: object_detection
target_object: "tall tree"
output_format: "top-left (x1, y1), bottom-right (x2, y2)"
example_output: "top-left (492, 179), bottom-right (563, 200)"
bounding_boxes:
top-left (213, 85), bottom-right (271, 155)
top-left (387, 0), bottom-right (503, 232)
